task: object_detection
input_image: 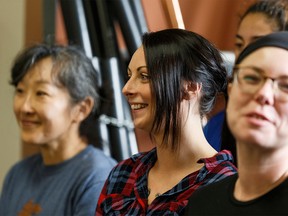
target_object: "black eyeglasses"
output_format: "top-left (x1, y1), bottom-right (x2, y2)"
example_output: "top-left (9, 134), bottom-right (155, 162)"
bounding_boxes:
top-left (232, 65), bottom-right (288, 102)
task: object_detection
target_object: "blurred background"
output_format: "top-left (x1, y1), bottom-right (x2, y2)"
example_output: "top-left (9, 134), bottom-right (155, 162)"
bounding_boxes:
top-left (0, 0), bottom-right (256, 191)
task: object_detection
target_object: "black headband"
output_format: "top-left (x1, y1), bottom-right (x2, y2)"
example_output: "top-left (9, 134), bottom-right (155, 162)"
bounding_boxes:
top-left (236, 31), bottom-right (288, 64)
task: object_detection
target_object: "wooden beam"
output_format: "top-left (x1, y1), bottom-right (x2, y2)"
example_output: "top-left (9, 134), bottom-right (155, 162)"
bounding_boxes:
top-left (162, 0), bottom-right (185, 29)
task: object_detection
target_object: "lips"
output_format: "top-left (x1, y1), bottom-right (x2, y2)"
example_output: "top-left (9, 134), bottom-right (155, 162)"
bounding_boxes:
top-left (247, 113), bottom-right (268, 121)
top-left (246, 112), bottom-right (274, 125)
top-left (20, 119), bottom-right (40, 127)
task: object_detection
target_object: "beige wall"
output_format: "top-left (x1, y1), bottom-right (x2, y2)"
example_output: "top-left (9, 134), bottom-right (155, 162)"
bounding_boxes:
top-left (0, 1), bottom-right (24, 192)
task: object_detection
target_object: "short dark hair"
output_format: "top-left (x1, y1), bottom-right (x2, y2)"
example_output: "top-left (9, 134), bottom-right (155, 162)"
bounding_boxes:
top-left (10, 44), bottom-right (100, 140)
top-left (142, 28), bottom-right (227, 150)
top-left (240, 0), bottom-right (288, 31)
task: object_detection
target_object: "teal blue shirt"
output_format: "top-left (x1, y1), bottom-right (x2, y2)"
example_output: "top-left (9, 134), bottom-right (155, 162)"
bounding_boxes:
top-left (0, 145), bottom-right (116, 216)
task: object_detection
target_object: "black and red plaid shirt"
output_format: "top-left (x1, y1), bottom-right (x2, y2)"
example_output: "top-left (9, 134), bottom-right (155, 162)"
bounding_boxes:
top-left (96, 148), bottom-right (237, 215)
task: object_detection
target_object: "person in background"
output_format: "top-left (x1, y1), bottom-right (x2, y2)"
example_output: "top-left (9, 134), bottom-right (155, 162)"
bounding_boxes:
top-left (202, 95), bottom-right (226, 151)
top-left (234, 0), bottom-right (288, 58)
top-left (0, 44), bottom-right (116, 216)
top-left (221, 0), bottom-right (288, 165)
top-left (95, 28), bottom-right (237, 215)
top-left (185, 31), bottom-right (288, 216)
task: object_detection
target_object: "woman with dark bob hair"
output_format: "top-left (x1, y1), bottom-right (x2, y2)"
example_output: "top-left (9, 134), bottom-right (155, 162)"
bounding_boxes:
top-left (0, 44), bottom-right (116, 216)
top-left (96, 28), bottom-right (237, 215)
top-left (219, 0), bottom-right (288, 166)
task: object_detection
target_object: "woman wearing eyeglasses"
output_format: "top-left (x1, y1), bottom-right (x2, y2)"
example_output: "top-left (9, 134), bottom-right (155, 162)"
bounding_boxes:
top-left (184, 31), bottom-right (288, 215)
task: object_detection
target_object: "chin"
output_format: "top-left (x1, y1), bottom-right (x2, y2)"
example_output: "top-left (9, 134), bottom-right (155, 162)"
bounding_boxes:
top-left (132, 119), bottom-right (147, 130)
top-left (237, 131), bottom-right (273, 146)
top-left (21, 136), bottom-right (43, 146)
top-left (134, 125), bottom-right (148, 133)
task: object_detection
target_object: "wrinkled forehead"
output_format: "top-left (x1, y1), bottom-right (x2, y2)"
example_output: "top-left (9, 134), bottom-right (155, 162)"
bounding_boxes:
top-left (239, 47), bottom-right (288, 76)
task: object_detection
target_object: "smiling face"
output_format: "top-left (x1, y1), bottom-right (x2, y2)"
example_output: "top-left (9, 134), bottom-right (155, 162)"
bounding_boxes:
top-left (13, 57), bottom-right (80, 146)
top-left (227, 47), bottom-right (288, 149)
top-left (122, 46), bottom-right (154, 132)
top-left (235, 13), bottom-right (276, 58)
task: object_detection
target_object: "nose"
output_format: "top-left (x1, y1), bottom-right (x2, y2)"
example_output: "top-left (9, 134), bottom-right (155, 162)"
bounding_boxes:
top-left (122, 77), bottom-right (136, 97)
top-left (254, 79), bottom-right (275, 105)
top-left (16, 94), bottom-right (35, 114)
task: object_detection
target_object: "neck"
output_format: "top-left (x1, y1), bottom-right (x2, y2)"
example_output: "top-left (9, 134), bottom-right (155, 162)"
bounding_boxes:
top-left (150, 122), bottom-right (217, 183)
top-left (40, 135), bottom-right (88, 165)
top-left (147, 112), bottom-right (217, 205)
top-left (235, 143), bottom-right (288, 201)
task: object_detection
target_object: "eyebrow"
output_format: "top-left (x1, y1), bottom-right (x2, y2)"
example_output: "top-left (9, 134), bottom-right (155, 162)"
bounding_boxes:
top-left (235, 65), bottom-right (263, 72)
top-left (236, 65), bottom-right (288, 79)
top-left (127, 66), bottom-right (148, 73)
top-left (235, 34), bottom-right (265, 42)
top-left (235, 34), bottom-right (243, 41)
top-left (33, 79), bottom-right (53, 85)
top-left (250, 35), bottom-right (265, 42)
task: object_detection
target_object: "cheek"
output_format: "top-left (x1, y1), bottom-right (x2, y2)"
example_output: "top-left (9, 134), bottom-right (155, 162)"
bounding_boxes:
top-left (227, 89), bottom-right (241, 113)
top-left (226, 88), bottom-right (248, 127)
top-left (234, 50), bottom-right (240, 60)
top-left (13, 99), bottom-right (18, 113)
top-left (42, 105), bottom-right (74, 134)
top-left (227, 85), bottom-right (250, 107)
top-left (48, 103), bottom-right (73, 119)
top-left (143, 84), bottom-right (152, 98)
top-left (13, 97), bottom-right (21, 119)
top-left (276, 105), bottom-right (288, 134)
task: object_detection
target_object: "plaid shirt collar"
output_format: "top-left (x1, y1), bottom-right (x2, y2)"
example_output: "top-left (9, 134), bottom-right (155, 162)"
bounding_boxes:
top-left (131, 148), bottom-right (235, 196)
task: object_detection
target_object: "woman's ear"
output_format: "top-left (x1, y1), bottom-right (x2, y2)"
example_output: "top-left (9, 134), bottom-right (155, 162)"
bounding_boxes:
top-left (73, 97), bottom-right (94, 123)
top-left (183, 82), bottom-right (202, 100)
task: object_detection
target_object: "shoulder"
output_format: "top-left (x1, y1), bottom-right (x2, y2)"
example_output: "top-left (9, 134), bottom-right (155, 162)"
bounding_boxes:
top-left (109, 150), bottom-right (149, 175)
top-left (115, 148), bottom-right (153, 167)
top-left (73, 146), bottom-right (117, 182)
top-left (200, 150), bottom-right (237, 172)
top-left (6, 154), bottom-right (41, 175)
top-left (196, 150), bottom-right (237, 185)
top-left (105, 149), bottom-right (154, 183)
top-left (1, 154), bottom-right (42, 192)
top-left (87, 146), bottom-right (117, 166)
top-left (17, 153), bottom-right (42, 165)
top-left (195, 174), bottom-right (236, 196)
top-left (184, 175), bottom-right (237, 215)
top-left (98, 150), bottom-right (154, 199)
